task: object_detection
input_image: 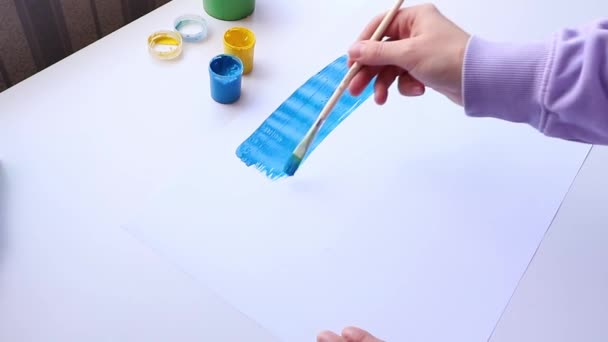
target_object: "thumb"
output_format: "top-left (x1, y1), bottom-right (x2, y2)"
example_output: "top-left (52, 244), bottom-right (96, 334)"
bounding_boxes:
top-left (348, 39), bottom-right (414, 69)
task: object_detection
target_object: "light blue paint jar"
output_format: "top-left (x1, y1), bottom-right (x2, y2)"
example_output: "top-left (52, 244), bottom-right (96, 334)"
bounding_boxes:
top-left (209, 54), bottom-right (244, 104)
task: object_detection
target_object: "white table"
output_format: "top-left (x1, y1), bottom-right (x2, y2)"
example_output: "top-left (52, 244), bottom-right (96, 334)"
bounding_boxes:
top-left (0, 0), bottom-right (278, 340)
top-left (1, 0), bottom-right (607, 340)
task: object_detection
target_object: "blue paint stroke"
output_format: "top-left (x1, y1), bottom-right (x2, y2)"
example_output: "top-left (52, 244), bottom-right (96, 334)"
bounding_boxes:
top-left (236, 55), bottom-right (375, 180)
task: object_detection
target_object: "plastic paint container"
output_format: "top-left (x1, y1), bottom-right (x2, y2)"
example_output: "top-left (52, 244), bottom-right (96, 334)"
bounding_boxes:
top-left (147, 30), bottom-right (183, 60)
top-left (223, 27), bottom-right (256, 75)
top-left (174, 14), bottom-right (208, 42)
top-left (203, 0), bottom-right (255, 21)
top-left (209, 54), bottom-right (244, 104)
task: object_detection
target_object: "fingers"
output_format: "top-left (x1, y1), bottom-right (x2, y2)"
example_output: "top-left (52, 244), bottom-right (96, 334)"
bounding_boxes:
top-left (398, 72), bottom-right (425, 96)
top-left (355, 9), bottom-right (410, 42)
top-left (349, 4), bottom-right (444, 70)
top-left (342, 327), bottom-right (384, 342)
top-left (349, 65), bottom-right (380, 96)
top-left (349, 68), bottom-right (425, 103)
top-left (357, 12), bottom-right (392, 41)
top-left (317, 330), bottom-right (345, 342)
top-left (348, 39), bottom-right (416, 70)
top-left (374, 66), bottom-right (401, 105)
top-left (355, 4), bottom-right (442, 42)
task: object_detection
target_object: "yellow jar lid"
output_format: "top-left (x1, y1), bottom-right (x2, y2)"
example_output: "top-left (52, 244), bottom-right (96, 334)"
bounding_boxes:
top-left (147, 30), bottom-right (183, 60)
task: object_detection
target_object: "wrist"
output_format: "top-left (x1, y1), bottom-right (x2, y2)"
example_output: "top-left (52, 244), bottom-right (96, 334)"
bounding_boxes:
top-left (462, 36), bottom-right (552, 127)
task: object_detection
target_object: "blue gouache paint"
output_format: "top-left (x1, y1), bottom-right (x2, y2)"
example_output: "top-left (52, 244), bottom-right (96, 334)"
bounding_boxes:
top-left (236, 55), bottom-right (375, 179)
top-left (209, 54), bottom-right (243, 104)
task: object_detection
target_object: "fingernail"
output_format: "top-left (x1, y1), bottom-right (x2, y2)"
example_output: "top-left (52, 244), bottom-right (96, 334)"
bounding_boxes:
top-left (412, 85), bottom-right (424, 95)
top-left (348, 43), bottom-right (363, 59)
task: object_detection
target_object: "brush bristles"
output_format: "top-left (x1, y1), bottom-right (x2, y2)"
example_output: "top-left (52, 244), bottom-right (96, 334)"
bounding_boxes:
top-left (284, 154), bottom-right (303, 176)
top-left (284, 131), bottom-right (315, 176)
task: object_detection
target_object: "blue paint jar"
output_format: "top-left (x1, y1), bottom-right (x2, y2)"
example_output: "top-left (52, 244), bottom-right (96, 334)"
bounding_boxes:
top-left (209, 54), bottom-right (244, 104)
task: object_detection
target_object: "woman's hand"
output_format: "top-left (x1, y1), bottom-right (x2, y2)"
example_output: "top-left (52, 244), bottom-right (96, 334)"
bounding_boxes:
top-left (317, 327), bottom-right (383, 342)
top-left (348, 4), bottom-right (470, 106)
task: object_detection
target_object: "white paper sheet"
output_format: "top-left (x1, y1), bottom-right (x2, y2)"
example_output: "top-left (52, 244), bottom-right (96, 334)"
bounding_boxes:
top-left (123, 0), bottom-right (595, 340)
top-left (125, 85), bottom-right (589, 341)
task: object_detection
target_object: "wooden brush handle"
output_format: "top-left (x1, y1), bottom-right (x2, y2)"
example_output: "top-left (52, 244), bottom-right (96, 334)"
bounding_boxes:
top-left (369, 0), bottom-right (405, 41)
top-left (312, 0), bottom-right (405, 129)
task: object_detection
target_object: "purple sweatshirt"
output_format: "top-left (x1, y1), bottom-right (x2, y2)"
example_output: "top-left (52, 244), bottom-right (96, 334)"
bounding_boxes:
top-left (463, 19), bottom-right (608, 145)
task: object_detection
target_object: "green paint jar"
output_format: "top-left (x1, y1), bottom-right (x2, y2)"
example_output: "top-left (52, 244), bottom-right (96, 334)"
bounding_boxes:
top-left (203, 0), bottom-right (255, 21)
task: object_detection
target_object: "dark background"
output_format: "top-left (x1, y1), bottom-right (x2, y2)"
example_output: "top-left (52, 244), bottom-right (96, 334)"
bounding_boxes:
top-left (0, 0), bottom-right (171, 93)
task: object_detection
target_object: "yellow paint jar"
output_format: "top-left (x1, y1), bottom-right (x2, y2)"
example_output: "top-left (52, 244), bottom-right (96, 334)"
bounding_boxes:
top-left (223, 27), bottom-right (256, 75)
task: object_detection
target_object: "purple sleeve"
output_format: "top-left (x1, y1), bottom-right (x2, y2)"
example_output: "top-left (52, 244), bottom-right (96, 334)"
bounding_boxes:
top-left (463, 19), bottom-right (608, 145)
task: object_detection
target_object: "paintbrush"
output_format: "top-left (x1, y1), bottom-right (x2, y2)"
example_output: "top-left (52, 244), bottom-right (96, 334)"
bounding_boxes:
top-left (284, 0), bottom-right (405, 176)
